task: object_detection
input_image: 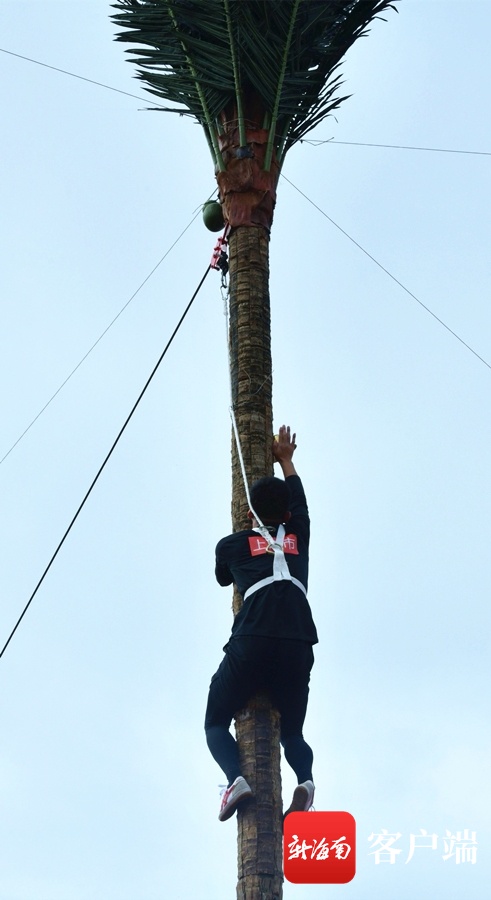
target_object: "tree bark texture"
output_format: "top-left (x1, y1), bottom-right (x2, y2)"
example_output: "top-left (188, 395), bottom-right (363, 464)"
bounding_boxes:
top-left (217, 126), bottom-right (279, 230)
top-left (235, 695), bottom-right (283, 900)
top-left (227, 226), bottom-right (283, 900)
top-left (229, 226), bottom-right (273, 538)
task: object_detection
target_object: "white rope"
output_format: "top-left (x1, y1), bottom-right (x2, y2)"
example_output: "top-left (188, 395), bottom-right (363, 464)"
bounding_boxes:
top-left (221, 281), bottom-right (276, 547)
top-left (219, 278), bottom-right (305, 600)
top-left (219, 277), bottom-right (304, 598)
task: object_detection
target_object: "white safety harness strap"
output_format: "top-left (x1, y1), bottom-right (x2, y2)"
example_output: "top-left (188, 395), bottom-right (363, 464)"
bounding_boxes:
top-left (243, 575), bottom-right (307, 601)
top-left (272, 524), bottom-right (289, 579)
top-left (243, 524), bottom-right (307, 601)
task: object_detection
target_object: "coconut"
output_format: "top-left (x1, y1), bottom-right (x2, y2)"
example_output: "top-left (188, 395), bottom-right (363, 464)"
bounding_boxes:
top-left (202, 200), bottom-right (225, 232)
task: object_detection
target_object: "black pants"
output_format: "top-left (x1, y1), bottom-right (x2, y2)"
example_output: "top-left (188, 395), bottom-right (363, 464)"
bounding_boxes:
top-left (205, 635), bottom-right (314, 786)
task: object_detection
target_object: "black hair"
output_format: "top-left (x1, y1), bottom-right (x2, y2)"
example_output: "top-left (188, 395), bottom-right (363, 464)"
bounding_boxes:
top-left (249, 476), bottom-right (289, 523)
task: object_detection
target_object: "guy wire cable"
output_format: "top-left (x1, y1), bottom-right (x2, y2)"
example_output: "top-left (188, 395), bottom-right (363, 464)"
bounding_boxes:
top-left (300, 138), bottom-right (491, 156)
top-left (0, 263), bottom-right (211, 661)
top-left (0, 192), bottom-right (217, 467)
top-left (0, 47), bottom-right (172, 110)
top-left (281, 172), bottom-right (491, 372)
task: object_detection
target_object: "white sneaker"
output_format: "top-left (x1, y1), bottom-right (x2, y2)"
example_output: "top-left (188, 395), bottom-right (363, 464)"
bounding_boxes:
top-left (218, 776), bottom-right (253, 822)
top-left (284, 780), bottom-right (315, 818)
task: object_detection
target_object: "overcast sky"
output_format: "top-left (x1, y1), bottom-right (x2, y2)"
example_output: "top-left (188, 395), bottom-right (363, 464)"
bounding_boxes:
top-left (1, 2), bottom-right (490, 899)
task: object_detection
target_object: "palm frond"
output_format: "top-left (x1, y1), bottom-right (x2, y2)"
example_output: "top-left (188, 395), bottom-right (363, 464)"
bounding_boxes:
top-left (111, 0), bottom-right (396, 167)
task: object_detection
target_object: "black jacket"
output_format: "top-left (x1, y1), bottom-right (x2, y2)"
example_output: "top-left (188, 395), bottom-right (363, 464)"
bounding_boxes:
top-left (215, 475), bottom-right (318, 644)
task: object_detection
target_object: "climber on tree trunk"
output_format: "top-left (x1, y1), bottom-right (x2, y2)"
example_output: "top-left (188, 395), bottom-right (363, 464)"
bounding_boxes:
top-left (205, 425), bottom-right (318, 821)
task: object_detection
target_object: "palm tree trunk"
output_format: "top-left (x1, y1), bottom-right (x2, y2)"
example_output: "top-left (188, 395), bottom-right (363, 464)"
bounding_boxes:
top-left (228, 226), bottom-right (283, 900)
top-left (229, 226), bottom-right (273, 534)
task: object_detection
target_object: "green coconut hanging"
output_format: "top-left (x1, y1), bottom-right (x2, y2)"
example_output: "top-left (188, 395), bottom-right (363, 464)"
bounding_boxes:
top-left (202, 200), bottom-right (225, 232)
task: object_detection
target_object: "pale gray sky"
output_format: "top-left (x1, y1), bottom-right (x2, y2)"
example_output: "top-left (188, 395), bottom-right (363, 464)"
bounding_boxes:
top-left (1, 2), bottom-right (490, 898)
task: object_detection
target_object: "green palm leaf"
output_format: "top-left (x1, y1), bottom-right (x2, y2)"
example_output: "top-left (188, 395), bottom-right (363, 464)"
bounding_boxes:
top-left (112, 0), bottom-right (396, 168)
